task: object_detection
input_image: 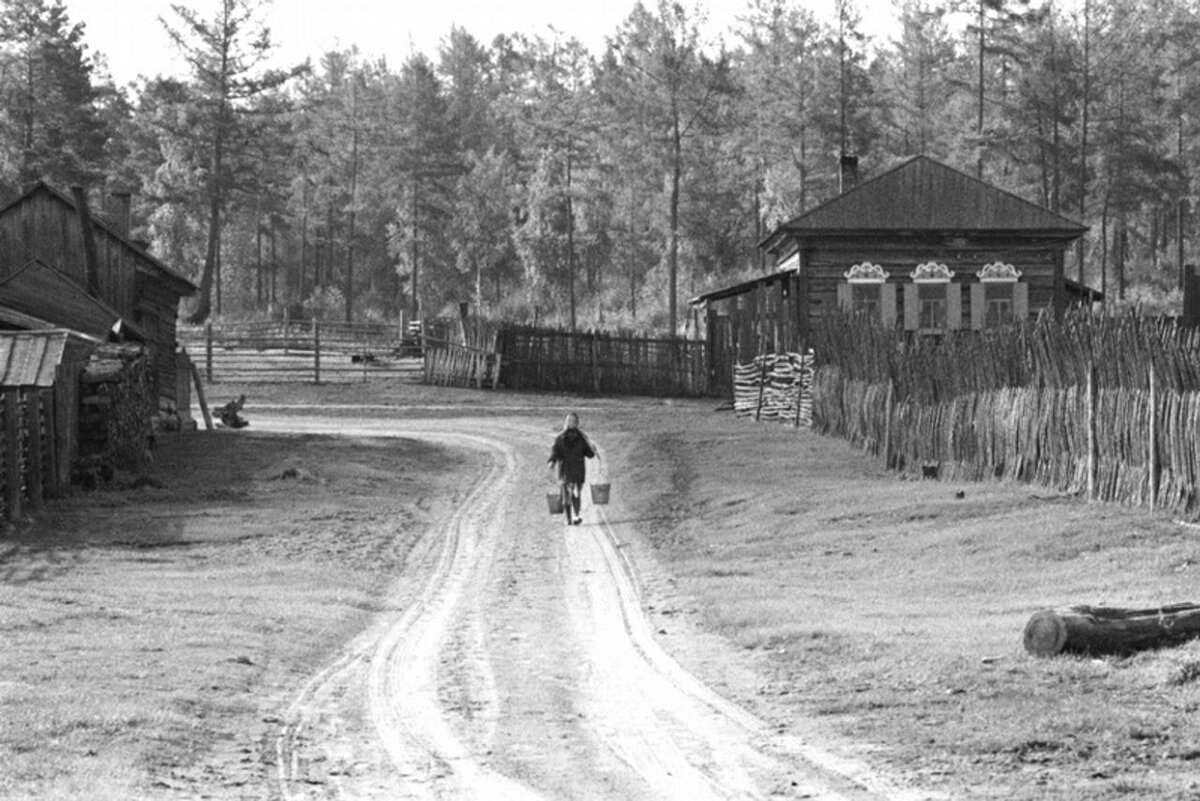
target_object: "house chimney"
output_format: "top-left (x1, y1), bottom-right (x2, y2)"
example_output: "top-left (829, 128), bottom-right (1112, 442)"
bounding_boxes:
top-left (839, 154), bottom-right (859, 193)
top-left (110, 191), bottom-right (132, 238)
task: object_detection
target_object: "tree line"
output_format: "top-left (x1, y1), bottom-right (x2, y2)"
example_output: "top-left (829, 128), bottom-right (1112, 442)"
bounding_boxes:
top-left (2, 0), bottom-right (1198, 334)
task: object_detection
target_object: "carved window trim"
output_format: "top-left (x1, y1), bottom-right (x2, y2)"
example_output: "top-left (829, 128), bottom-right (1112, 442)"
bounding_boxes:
top-left (976, 261), bottom-right (1022, 283)
top-left (843, 261), bottom-right (888, 284)
top-left (909, 261), bottom-right (952, 284)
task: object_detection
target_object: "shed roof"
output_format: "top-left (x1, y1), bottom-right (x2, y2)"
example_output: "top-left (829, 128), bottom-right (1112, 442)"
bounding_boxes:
top-left (764, 155), bottom-right (1088, 251)
top-left (0, 259), bottom-right (142, 341)
top-left (689, 270), bottom-right (793, 306)
top-left (0, 182), bottom-right (196, 296)
top-left (0, 331), bottom-right (68, 388)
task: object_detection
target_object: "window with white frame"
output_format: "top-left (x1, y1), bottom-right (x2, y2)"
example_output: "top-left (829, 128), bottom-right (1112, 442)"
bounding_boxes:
top-left (971, 262), bottom-right (1027, 330)
top-left (905, 262), bottom-right (959, 333)
top-left (838, 262), bottom-right (896, 325)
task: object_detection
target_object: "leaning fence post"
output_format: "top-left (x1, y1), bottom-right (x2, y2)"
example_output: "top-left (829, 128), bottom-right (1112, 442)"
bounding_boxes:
top-left (313, 319), bottom-right (322, 384)
top-left (205, 322), bottom-right (214, 382)
top-left (884, 379), bottom-right (894, 468)
top-left (1087, 361), bottom-right (1096, 501)
top-left (1149, 368), bottom-right (1157, 511)
top-left (755, 354), bottom-right (769, 421)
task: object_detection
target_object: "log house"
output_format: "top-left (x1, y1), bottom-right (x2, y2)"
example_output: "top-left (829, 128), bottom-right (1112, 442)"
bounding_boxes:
top-left (691, 156), bottom-right (1099, 392)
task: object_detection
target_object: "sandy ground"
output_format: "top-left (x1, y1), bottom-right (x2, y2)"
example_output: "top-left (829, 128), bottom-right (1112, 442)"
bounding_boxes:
top-left (257, 414), bottom-right (904, 800)
top-left (4, 381), bottom-right (1199, 799)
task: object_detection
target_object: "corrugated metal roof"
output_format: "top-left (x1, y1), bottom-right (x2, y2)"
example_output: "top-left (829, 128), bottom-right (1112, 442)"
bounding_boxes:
top-left (768, 156), bottom-right (1088, 245)
top-left (0, 331), bottom-right (67, 388)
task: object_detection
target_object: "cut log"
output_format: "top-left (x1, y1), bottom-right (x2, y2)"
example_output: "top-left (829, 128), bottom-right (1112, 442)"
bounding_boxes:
top-left (1024, 604), bottom-right (1200, 657)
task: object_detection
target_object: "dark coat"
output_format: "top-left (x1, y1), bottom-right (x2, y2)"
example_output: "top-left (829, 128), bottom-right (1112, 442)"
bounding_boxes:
top-left (549, 428), bottom-right (595, 484)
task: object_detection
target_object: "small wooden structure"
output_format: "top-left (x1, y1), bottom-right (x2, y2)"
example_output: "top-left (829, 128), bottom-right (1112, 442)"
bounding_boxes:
top-left (691, 156), bottom-right (1100, 392)
top-left (0, 183), bottom-right (196, 412)
top-left (0, 331), bottom-right (95, 523)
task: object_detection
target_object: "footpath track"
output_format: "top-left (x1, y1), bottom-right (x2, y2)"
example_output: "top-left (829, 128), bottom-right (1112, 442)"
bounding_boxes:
top-left (259, 415), bottom-right (906, 800)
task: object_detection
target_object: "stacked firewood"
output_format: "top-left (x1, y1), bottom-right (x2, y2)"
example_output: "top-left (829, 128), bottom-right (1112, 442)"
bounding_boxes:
top-left (734, 352), bottom-right (815, 426)
top-left (76, 343), bottom-right (154, 485)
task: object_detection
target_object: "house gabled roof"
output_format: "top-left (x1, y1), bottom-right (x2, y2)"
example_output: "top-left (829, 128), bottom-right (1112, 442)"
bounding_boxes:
top-left (0, 182), bottom-right (196, 296)
top-left (0, 259), bottom-right (143, 342)
top-left (763, 155), bottom-right (1088, 252)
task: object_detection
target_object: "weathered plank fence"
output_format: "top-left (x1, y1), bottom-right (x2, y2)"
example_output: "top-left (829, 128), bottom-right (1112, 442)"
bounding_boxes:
top-left (423, 339), bottom-right (501, 389)
top-left (496, 325), bottom-right (711, 397)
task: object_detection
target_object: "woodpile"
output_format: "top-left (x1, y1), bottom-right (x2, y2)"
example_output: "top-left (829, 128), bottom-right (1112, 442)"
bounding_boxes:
top-left (733, 352), bottom-right (814, 426)
top-left (76, 343), bottom-right (154, 485)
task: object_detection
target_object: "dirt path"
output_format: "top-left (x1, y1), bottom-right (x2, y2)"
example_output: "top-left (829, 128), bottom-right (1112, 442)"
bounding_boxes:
top-left (254, 415), bottom-right (909, 800)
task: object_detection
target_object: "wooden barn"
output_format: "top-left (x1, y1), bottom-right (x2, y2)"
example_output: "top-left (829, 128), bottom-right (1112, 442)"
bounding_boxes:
top-left (0, 182), bottom-right (196, 412)
top-left (691, 155), bottom-right (1097, 386)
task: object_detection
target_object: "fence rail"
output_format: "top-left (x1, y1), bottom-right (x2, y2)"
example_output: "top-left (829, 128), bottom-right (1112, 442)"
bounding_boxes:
top-left (496, 325), bottom-right (711, 397)
top-left (178, 322), bottom-right (423, 384)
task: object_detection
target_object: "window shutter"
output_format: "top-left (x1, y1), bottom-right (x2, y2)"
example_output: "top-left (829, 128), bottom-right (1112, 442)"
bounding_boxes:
top-left (970, 284), bottom-right (985, 330)
top-left (837, 282), bottom-right (851, 312)
top-left (882, 283), bottom-right (897, 327)
top-left (1014, 282), bottom-right (1029, 321)
top-left (903, 283), bottom-right (919, 331)
top-left (947, 283), bottom-right (963, 330)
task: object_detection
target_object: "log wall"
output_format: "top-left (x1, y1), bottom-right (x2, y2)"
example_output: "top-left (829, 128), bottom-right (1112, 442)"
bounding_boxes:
top-left (0, 386), bottom-right (69, 524)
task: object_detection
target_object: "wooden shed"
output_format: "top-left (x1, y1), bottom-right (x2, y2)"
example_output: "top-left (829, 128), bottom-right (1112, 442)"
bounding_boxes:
top-left (1, 330), bottom-right (96, 522)
top-left (691, 156), bottom-right (1097, 385)
top-left (0, 183), bottom-right (196, 412)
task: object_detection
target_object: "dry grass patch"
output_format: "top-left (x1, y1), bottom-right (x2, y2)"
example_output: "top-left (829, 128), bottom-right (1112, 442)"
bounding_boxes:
top-left (0, 428), bottom-right (469, 800)
top-left (615, 407), bottom-right (1200, 800)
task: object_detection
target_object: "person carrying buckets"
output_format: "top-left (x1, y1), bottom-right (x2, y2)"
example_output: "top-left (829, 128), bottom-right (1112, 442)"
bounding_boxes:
top-left (547, 411), bottom-right (600, 525)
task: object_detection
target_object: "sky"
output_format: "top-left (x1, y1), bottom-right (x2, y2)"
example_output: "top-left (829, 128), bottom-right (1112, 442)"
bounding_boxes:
top-left (61, 0), bottom-right (892, 88)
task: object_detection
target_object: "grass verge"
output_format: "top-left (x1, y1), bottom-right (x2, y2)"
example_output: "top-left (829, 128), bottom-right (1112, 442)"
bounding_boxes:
top-left (612, 406), bottom-right (1200, 800)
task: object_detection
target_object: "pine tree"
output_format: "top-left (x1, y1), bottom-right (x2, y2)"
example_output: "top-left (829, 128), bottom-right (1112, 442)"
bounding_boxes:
top-left (159, 0), bottom-right (302, 323)
top-left (0, 0), bottom-right (115, 193)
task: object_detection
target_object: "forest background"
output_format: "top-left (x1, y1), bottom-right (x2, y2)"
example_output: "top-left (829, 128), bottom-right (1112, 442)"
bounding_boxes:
top-left (1, 0), bottom-right (1195, 336)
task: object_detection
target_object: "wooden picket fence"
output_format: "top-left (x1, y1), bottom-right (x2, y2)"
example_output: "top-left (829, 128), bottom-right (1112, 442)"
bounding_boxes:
top-left (495, 325), bottom-right (711, 397)
top-left (733, 352), bottom-right (814, 426)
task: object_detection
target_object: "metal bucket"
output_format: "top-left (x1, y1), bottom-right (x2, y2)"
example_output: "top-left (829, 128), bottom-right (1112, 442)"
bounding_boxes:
top-left (590, 483), bottom-right (611, 505)
top-left (546, 491), bottom-right (564, 515)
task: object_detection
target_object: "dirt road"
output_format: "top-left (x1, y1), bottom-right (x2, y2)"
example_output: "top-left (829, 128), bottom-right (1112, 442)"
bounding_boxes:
top-left (254, 415), bottom-right (906, 800)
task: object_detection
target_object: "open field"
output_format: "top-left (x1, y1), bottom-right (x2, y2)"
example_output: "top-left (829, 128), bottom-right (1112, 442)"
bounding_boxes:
top-left (2, 379), bottom-right (1199, 798)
